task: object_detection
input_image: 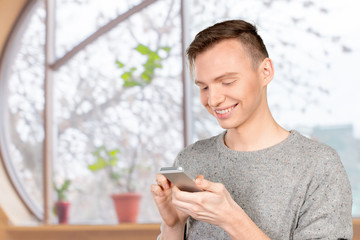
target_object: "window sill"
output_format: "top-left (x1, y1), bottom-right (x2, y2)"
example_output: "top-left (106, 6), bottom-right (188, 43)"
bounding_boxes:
top-left (1, 220), bottom-right (359, 240)
top-left (2, 223), bottom-right (161, 240)
top-left (354, 218), bottom-right (360, 240)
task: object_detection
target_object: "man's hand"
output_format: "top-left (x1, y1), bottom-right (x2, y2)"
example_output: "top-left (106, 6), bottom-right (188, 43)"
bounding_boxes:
top-left (171, 175), bottom-right (270, 240)
top-left (152, 175), bottom-right (269, 240)
top-left (151, 174), bottom-right (189, 230)
top-left (171, 175), bottom-right (238, 228)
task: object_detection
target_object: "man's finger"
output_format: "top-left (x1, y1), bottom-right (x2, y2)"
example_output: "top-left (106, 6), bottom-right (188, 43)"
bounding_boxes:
top-left (195, 177), bottom-right (223, 193)
top-left (151, 184), bottom-right (164, 197)
top-left (155, 173), bottom-right (170, 190)
top-left (196, 174), bottom-right (204, 180)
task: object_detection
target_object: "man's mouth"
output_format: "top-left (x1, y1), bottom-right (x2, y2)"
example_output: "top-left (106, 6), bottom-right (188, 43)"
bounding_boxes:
top-left (214, 104), bottom-right (238, 117)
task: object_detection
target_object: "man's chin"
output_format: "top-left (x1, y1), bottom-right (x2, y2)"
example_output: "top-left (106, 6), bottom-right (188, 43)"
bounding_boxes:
top-left (216, 120), bottom-right (234, 130)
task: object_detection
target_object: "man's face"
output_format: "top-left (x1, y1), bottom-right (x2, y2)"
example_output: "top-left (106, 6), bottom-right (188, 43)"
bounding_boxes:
top-left (194, 39), bottom-right (268, 130)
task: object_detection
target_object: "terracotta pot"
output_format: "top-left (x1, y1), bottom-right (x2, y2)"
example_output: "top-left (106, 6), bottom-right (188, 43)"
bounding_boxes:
top-left (111, 193), bottom-right (141, 223)
top-left (55, 201), bottom-right (70, 224)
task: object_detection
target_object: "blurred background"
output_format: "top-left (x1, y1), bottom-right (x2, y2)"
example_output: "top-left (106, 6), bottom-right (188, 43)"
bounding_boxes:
top-left (0, 0), bottom-right (359, 228)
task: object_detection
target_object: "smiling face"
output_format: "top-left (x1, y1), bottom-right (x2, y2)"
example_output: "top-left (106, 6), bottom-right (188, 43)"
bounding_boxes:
top-left (194, 38), bottom-right (273, 131)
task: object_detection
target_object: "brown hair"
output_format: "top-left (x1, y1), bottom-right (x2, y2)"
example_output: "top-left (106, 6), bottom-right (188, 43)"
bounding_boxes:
top-left (186, 20), bottom-right (269, 71)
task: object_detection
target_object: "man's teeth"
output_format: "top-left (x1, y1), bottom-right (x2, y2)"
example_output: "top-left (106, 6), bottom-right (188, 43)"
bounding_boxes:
top-left (215, 106), bottom-right (235, 114)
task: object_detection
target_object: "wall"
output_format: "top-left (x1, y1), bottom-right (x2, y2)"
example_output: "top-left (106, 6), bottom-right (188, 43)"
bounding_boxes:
top-left (0, 0), bottom-right (27, 56)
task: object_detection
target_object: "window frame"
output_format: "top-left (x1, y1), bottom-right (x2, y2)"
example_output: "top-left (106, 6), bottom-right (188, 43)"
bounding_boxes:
top-left (0, 0), bottom-right (44, 220)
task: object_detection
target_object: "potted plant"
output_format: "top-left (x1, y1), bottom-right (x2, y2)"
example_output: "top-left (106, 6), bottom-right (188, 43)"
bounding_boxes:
top-left (88, 146), bottom-right (142, 223)
top-left (88, 43), bottom-right (171, 223)
top-left (54, 179), bottom-right (71, 224)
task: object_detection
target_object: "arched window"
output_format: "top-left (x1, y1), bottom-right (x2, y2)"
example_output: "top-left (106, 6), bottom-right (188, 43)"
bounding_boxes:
top-left (1, 0), bottom-right (185, 224)
top-left (0, 0), bottom-right (359, 225)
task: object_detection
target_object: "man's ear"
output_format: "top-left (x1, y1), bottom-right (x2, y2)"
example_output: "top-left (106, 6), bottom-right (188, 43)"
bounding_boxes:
top-left (259, 58), bottom-right (274, 86)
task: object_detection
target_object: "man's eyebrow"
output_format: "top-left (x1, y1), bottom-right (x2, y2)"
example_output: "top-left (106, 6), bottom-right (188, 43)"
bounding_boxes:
top-left (195, 79), bottom-right (205, 85)
top-left (214, 72), bottom-right (239, 81)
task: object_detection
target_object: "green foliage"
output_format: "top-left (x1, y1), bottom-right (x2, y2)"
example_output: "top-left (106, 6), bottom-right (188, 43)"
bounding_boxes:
top-left (115, 60), bottom-right (124, 68)
top-left (115, 43), bottom-right (171, 88)
top-left (88, 146), bottom-right (124, 187)
top-left (94, 43), bottom-right (169, 192)
top-left (54, 179), bottom-right (71, 202)
top-left (88, 146), bottom-right (149, 192)
top-left (88, 146), bottom-right (120, 171)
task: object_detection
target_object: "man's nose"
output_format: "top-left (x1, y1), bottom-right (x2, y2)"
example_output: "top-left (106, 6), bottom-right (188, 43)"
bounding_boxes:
top-left (208, 87), bottom-right (225, 107)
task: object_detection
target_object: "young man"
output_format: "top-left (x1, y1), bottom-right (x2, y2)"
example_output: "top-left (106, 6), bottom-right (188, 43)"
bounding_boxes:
top-left (151, 20), bottom-right (353, 239)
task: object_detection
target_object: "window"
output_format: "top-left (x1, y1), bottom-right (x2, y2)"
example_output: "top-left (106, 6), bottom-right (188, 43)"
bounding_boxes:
top-left (0, 0), bottom-right (359, 225)
top-left (1, 0), bottom-right (183, 224)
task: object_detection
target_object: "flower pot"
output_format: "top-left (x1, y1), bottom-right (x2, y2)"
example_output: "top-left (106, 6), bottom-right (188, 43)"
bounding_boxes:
top-left (111, 193), bottom-right (141, 223)
top-left (55, 201), bottom-right (70, 224)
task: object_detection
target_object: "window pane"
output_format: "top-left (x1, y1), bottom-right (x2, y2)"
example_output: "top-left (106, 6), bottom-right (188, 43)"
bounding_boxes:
top-left (1, 2), bottom-right (46, 218)
top-left (54, 0), bottom-right (182, 224)
top-left (188, 0), bottom-right (360, 216)
top-left (55, 0), bottom-right (144, 58)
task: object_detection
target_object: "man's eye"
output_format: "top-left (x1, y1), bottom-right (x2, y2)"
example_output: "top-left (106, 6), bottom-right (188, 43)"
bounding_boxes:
top-left (202, 86), bottom-right (208, 90)
top-left (223, 81), bottom-right (235, 85)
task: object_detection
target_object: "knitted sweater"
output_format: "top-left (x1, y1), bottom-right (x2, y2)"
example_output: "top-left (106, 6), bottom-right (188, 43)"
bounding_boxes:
top-left (172, 130), bottom-right (353, 239)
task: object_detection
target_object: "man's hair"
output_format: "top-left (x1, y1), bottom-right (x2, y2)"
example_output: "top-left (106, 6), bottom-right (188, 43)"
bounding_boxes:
top-left (186, 20), bottom-right (269, 71)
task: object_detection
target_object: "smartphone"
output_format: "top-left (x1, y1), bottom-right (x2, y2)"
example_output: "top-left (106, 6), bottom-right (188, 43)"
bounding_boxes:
top-left (159, 166), bottom-right (202, 192)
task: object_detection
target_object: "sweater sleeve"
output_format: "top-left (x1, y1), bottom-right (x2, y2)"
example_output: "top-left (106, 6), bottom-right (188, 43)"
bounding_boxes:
top-left (293, 148), bottom-right (353, 239)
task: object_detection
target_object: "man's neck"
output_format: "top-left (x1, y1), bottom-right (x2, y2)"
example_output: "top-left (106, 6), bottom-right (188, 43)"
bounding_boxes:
top-left (224, 109), bottom-right (289, 152)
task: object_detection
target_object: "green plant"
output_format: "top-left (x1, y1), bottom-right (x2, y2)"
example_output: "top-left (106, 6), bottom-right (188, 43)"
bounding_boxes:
top-left (54, 179), bottom-right (71, 202)
top-left (88, 44), bottom-right (171, 193)
top-left (115, 43), bottom-right (171, 88)
top-left (88, 146), bottom-right (135, 192)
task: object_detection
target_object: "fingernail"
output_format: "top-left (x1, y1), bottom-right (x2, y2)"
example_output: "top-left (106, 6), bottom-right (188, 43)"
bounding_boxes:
top-left (196, 178), bottom-right (203, 184)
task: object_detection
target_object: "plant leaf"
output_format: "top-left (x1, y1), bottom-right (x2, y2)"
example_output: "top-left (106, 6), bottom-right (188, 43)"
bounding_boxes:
top-left (149, 52), bottom-right (161, 60)
top-left (60, 180), bottom-right (71, 191)
top-left (123, 81), bottom-right (141, 88)
top-left (88, 158), bottom-right (108, 171)
top-left (109, 149), bottom-right (120, 156)
top-left (135, 44), bottom-right (151, 55)
top-left (121, 72), bottom-right (132, 81)
top-left (115, 60), bottom-right (125, 68)
top-left (159, 46), bottom-right (171, 52)
top-left (141, 72), bottom-right (151, 82)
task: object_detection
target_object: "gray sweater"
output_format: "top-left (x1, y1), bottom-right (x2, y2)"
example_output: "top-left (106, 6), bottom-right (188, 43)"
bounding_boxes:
top-left (173, 130), bottom-right (353, 239)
